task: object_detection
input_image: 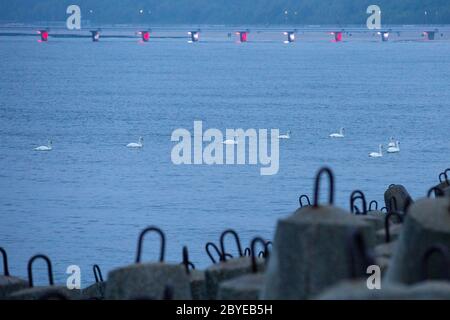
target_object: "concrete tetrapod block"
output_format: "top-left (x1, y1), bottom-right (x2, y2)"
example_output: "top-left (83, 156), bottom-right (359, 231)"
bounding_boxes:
top-left (376, 223), bottom-right (403, 244)
top-left (385, 197), bottom-right (450, 284)
top-left (374, 241), bottom-right (398, 275)
top-left (82, 282), bottom-right (106, 300)
top-left (9, 286), bottom-right (78, 300)
top-left (261, 205), bottom-right (375, 300)
top-left (384, 184), bottom-right (413, 213)
top-left (205, 256), bottom-right (265, 300)
top-left (316, 280), bottom-right (450, 300)
top-left (105, 263), bottom-right (192, 300)
top-left (189, 270), bottom-right (207, 300)
top-left (0, 275), bottom-right (29, 299)
top-left (217, 273), bottom-right (265, 300)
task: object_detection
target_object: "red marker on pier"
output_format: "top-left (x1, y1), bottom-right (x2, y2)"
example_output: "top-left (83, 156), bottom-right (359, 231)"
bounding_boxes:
top-left (138, 31), bottom-right (150, 42)
top-left (38, 30), bottom-right (49, 42)
top-left (330, 31), bottom-right (343, 42)
top-left (236, 31), bottom-right (248, 43)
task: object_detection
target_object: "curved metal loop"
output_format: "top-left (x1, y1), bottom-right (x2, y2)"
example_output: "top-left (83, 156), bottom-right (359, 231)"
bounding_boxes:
top-left (0, 247), bottom-right (10, 276)
top-left (347, 229), bottom-right (375, 279)
top-left (404, 196), bottom-right (413, 214)
top-left (205, 242), bottom-right (222, 264)
top-left (445, 169), bottom-right (450, 185)
top-left (388, 196), bottom-right (398, 213)
top-left (224, 253), bottom-right (234, 259)
top-left (439, 170), bottom-right (449, 186)
top-left (181, 246), bottom-right (196, 274)
top-left (135, 226), bottom-right (165, 263)
top-left (258, 251), bottom-right (265, 258)
top-left (368, 200), bottom-right (378, 211)
top-left (27, 254), bottom-right (54, 287)
top-left (250, 237), bottom-right (267, 273)
top-left (384, 211), bottom-right (404, 243)
top-left (298, 194), bottom-right (311, 208)
top-left (420, 244), bottom-right (450, 281)
top-left (313, 167), bottom-right (334, 207)
top-left (350, 191), bottom-right (367, 215)
top-left (219, 229), bottom-right (243, 262)
top-left (93, 264), bottom-right (103, 283)
top-left (243, 247), bottom-right (251, 256)
top-left (380, 207), bottom-right (387, 213)
top-left (428, 186), bottom-right (444, 198)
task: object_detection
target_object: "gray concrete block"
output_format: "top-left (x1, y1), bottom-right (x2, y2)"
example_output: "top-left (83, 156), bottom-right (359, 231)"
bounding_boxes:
top-left (205, 256), bottom-right (257, 300)
top-left (105, 262), bottom-right (192, 300)
top-left (261, 205), bottom-right (375, 300)
top-left (217, 273), bottom-right (265, 300)
top-left (0, 275), bottom-right (29, 299)
top-left (316, 280), bottom-right (450, 300)
top-left (386, 197), bottom-right (450, 284)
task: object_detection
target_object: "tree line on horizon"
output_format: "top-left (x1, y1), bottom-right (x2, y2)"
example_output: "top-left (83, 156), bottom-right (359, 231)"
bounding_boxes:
top-left (1, 0), bottom-right (449, 25)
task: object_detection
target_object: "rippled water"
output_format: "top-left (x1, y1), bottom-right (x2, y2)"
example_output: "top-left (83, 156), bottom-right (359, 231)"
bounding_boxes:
top-left (0, 32), bottom-right (449, 286)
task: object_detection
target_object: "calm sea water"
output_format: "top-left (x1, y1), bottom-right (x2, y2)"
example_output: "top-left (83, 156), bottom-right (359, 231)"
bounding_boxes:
top-left (0, 32), bottom-right (449, 286)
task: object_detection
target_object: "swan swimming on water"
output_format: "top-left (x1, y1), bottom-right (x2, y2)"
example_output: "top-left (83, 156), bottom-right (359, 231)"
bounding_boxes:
top-left (329, 128), bottom-right (345, 138)
top-left (387, 141), bottom-right (400, 153)
top-left (34, 140), bottom-right (52, 151)
top-left (369, 144), bottom-right (383, 158)
top-left (278, 130), bottom-right (291, 139)
top-left (127, 137), bottom-right (144, 148)
top-left (222, 138), bottom-right (238, 145)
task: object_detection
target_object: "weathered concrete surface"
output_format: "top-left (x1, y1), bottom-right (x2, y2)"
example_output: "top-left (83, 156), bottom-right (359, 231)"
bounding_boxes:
top-left (316, 280), bottom-right (450, 300)
top-left (261, 205), bottom-right (375, 300)
top-left (205, 256), bottom-right (265, 300)
top-left (374, 241), bottom-right (398, 259)
top-left (81, 281), bottom-right (106, 300)
top-left (384, 184), bottom-right (413, 212)
top-left (105, 263), bottom-right (191, 300)
top-left (376, 223), bottom-right (403, 244)
top-left (8, 286), bottom-right (79, 300)
top-left (386, 197), bottom-right (450, 284)
top-left (189, 270), bottom-right (207, 300)
top-left (0, 275), bottom-right (28, 299)
top-left (217, 273), bottom-right (265, 300)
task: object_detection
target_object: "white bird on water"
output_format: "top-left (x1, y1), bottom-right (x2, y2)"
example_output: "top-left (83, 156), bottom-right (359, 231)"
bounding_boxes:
top-left (127, 137), bottom-right (144, 148)
top-left (34, 140), bottom-right (52, 151)
top-left (388, 137), bottom-right (396, 148)
top-left (222, 137), bottom-right (238, 145)
top-left (329, 128), bottom-right (345, 138)
top-left (278, 130), bottom-right (291, 139)
top-left (369, 144), bottom-right (383, 158)
top-left (387, 141), bottom-right (400, 153)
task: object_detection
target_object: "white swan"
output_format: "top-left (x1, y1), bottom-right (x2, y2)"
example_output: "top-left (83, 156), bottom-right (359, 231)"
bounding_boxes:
top-left (278, 130), bottom-right (291, 139)
top-left (222, 138), bottom-right (238, 145)
top-left (369, 144), bottom-right (383, 158)
top-left (388, 137), bottom-right (396, 148)
top-left (127, 137), bottom-right (144, 148)
top-left (387, 141), bottom-right (400, 153)
top-left (329, 128), bottom-right (345, 138)
top-left (34, 140), bottom-right (52, 151)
